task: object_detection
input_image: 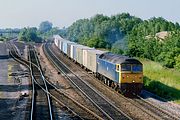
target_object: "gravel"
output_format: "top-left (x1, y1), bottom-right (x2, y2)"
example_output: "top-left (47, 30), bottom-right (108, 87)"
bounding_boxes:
top-left (141, 90), bottom-right (180, 119)
top-left (0, 43), bottom-right (30, 120)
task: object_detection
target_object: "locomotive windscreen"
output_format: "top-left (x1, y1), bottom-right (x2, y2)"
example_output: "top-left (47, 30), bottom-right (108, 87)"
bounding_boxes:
top-left (132, 65), bottom-right (143, 72)
top-left (121, 64), bottom-right (131, 71)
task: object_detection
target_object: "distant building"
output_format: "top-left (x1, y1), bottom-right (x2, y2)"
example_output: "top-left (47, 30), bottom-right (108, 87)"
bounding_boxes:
top-left (145, 31), bottom-right (170, 42)
top-left (155, 31), bottom-right (169, 40)
top-left (0, 42), bottom-right (9, 59)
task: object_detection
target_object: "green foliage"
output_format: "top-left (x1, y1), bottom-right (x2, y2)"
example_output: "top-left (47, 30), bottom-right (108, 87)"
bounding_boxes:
top-left (39, 27), bottom-right (63, 39)
top-left (39, 21), bottom-right (53, 33)
top-left (130, 17), bottom-right (176, 36)
top-left (64, 13), bottom-right (142, 49)
top-left (142, 59), bottom-right (180, 103)
top-left (62, 13), bottom-right (180, 70)
top-left (18, 27), bottom-right (42, 43)
top-left (143, 77), bottom-right (180, 102)
top-left (127, 17), bottom-right (180, 70)
top-left (86, 36), bottom-right (107, 48)
top-left (174, 55), bottom-right (180, 70)
top-left (58, 13), bottom-right (180, 102)
top-left (155, 31), bottom-right (180, 68)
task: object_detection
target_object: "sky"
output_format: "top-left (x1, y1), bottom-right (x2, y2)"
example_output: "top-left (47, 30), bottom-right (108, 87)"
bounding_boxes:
top-left (0, 0), bottom-right (179, 28)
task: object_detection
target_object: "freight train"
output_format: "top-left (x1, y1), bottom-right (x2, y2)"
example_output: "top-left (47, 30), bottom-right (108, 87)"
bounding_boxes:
top-left (54, 35), bottom-right (143, 95)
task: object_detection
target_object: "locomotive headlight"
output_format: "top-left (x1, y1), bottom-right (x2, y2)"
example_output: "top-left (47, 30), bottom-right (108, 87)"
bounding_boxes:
top-left (132, 80), bottom-right (135, 83)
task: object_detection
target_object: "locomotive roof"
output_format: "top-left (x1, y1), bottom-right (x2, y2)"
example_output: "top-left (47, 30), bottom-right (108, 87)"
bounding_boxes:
top-left (99, 52), bottom-right (142, 65)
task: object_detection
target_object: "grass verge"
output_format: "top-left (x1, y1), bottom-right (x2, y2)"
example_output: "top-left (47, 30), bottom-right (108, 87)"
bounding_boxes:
top-left (140, 58), bottom-right (180, 104)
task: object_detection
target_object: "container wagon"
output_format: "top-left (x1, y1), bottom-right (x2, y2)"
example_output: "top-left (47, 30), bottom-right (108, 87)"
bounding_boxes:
top-left (72, 44), bottom-right (83, 62)
top-left (85, 49), bottom-right (106, 73)
top-left (62, 40), bottom-right (73, 55)
top-left (77, 46), bottom-right (93, 66)
top-left (67, 42), bottom-right (77, 58)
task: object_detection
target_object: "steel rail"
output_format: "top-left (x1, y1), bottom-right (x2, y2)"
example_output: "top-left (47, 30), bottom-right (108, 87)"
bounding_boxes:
top-left (9, 43), bottom-right (53, 120)
top-left (44, 42), bottom-right (132, 120)
top-left (28, 49), bottom-right (36, 120)
top-left (9, 42), bottom-right (103, 119)
top-left (41, 45), bottom-right (105, 120)
top-left (30, 46), bottom-right (53, 120)
top-left (29, 45), bottom-right (53, 120)
top-left (12, 44), bottom-right (99, 119)
top-left (7, 43), bottom-right (35, 120)
top-left (136, 95), bottom-right (180, 120)
top-left (31, 45), bottom-right (100, 119)
top-left (51, 42), bottom-right (180, 120)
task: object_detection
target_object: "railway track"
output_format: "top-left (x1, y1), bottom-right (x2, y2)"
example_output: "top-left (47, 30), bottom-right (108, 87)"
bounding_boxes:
top-left (120, 93), bottom-right (180, 120)
top-left (10, 41), bottom-right (179, 120)
top-left (133, 95), bottom-right (180, 120)
top-left (28, 45), bottom-right (53, 120)
top-left (9, 42), bottom-right (102, 120)
top-left (44, 42), bottom-right (132, 120)
top-left (8, 43), bottom-right (53, 120)
top-left (48, 42), bottom-right (180, 120)
top-left (8, 42), bottom-right (34, 119)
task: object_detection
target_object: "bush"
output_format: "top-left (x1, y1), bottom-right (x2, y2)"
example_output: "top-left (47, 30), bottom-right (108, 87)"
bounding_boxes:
top-left (143, 76), bottom-right (180, 101)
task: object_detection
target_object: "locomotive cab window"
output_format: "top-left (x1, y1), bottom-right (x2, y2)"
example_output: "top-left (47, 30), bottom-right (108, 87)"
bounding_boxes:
top-left (132, 65), bottom-right (142, 72)
top-left (121, 64), bottom-right (131, 71)
top-left (116, 64), bottom-right (120, 71)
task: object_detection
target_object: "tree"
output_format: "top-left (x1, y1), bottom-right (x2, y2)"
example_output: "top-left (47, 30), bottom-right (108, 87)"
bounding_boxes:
top-left (174, 55), bottom-right (180, 70)
top-left (86, 36), bottom-right (107, 48)
top-left (18, 27), bottom-right (42, 43)
top-left (65, 13), bottom-right (142, 50)
top-left (62, 13), bottom-right (180, 69)
top-left (39, 21), bottom-right (53, 33)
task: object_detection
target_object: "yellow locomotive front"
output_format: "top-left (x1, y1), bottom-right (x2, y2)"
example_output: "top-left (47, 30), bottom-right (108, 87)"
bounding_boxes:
top-left (118, 62), bottom-right (143, 95)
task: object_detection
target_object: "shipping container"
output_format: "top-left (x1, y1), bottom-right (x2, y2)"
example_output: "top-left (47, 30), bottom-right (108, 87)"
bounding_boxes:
top-left (54, 35), bottom-right (64, 51)
top-left (67, 42), bottom-right (76, 58)
top-left (54, 36), bottom-right (58, 46)
top-left (72, 44), bottom-right (83, 61)
top-left (54, 35), bottom-right (62, 47)
top-left (77, 46), bottom-right (92, 65)
top-left (58, 39), bottom-right (66, 51)
top-left (62, 40), bottom-right (73, 54)
top-left (59, 39), bottom-right (63, 50)
top-left (86, 49), bottom-right (106, 72)
top-left (82, 48), bottom-right (95, 67)
top-left (82, 49), bottom-right (88, 67)
top-left (54, 38), bottom-right (57, 46)
top-left (57, 39), bottom-right (60, 48)
top-left (55, 38), bottom-right (60, 48)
